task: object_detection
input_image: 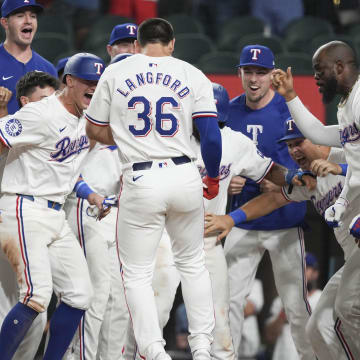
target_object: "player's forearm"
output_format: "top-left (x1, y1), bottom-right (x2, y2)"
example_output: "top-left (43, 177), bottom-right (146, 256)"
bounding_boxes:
top-left (86, 122), bottom-right (115, 146)
top-left (287, 97), bottom-right (341, 147)
top-left (265, 163), bottom-right (288, 186)
top-left (0, 106), bottom-right (8, 118)
top-left (240, 191), bottom-right (288, 221)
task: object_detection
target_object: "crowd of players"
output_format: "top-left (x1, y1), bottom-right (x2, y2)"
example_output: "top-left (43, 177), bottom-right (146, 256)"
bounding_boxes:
top-left (0, 0), bottom-right (360, 360)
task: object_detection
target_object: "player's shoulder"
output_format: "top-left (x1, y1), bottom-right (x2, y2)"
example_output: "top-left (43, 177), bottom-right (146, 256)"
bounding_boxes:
top-left (229, 94), bottom-right (245, 106)
top-left (30, 50), bottom-right (57, 75)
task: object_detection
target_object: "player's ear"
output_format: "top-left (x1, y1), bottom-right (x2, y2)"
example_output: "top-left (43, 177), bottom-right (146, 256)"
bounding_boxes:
top-left (334, 60), bottom-right (344, 76)
top-left (0, 17), bottom-right (8, 31)
top-left (106, 44), bottom-right (113, 57)
top-left (20, 96), bottom-right (30, 107)
top-left (134, 40), bottom-right (141, 54)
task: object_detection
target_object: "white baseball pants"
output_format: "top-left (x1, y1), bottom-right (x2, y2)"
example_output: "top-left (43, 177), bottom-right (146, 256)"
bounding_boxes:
top-left (118, 161), bottom-right (214, 359)
top-left (0, 194), bottom-right (93, 313)
top-left (224, 226), bottom-right (316, 360)
top-left (64, 197), bottom-right (129, 360)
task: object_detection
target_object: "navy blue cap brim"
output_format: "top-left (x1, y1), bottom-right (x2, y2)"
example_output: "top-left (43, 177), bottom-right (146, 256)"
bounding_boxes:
top-left (2, 4), bottom-right (43, 18)
top-left (108, 36), bottom-right (136, 46)
top-left (236, 62), bottom-right (274, 69)
top-left (278, 134), bottom-right (305, 143)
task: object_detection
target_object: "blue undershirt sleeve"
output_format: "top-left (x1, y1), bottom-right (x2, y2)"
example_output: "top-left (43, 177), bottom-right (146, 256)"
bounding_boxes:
top-left (194, 116), bottom-right (222, 178)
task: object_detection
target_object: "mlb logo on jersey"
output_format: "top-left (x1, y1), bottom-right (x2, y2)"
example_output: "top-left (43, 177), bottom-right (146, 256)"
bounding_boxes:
top-left (237, 45), bottom-right (275, 69)
top-left (159, 161), bottom-right (168, 168)
top-left (149, 63), bottom-right (158, 67)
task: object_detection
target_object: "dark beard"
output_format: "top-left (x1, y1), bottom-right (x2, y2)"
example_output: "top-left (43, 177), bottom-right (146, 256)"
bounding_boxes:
top-left (322, 76), bottom-right (338, 104)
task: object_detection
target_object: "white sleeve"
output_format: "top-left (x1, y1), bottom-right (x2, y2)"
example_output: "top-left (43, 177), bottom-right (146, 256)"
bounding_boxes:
top-left (232, 131), bottom-right (273, 182)
top-left (0, 104), bottom-right (47, 148)
top-left (338, 163), bottom-right (360, 204)
top-left (266, 297), bottom-right (283, 324)
top-left (281, 183), bottom-right (310, 203)
top-left (191, 70), bottom-right (217, 119)
top-left (85, 69), bottom-right (111, 127)
top-left (287, 97), bottom-right (341, 147)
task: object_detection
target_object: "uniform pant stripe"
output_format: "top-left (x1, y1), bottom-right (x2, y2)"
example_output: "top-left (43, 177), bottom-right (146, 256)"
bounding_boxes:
top-left (78, 317), bottom-right (83, 360)
top-left (298, 227), bottom-right (312, 315)
top-left (77, 198), bottom-right (86, 257)
top-left (16, 196), bottom-right (33, 304)
top-left (334, 318), bottom-right (354, 360)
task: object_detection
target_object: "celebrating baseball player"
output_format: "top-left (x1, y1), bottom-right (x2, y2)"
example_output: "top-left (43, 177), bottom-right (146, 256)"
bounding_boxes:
top-left (0, 53), bottom-right (107, 360)
top-left (85, 17), bottom-right (223, 360)
top-left (0, 70), bottom-right (59, 360)
top-left (0, 0), bottom-right (57, 114)
top-left (272, 40), bottom-right (360, 355)
top-left (123, 82), bottom-right (318, 360)
top-left (205, 121), bottom-right (360, 359)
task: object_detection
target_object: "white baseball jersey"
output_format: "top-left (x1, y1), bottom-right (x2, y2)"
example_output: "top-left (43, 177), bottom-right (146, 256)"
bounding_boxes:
top-left (0, 94), bottom-right (90, 203)
top-left (281, 148), bottom-right (357, 260)
top-left (85, 54), bottom-right (217, 164)
top-left (195, 126), bottom-right (273, 216)
top-left (79, 143), bottom-right (122, 196)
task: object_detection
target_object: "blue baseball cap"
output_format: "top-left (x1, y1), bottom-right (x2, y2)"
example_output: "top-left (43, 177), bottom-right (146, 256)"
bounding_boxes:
top-left (237, 45), bottom-right (275, 69)
top-left (1, 0), bottom-right (43, 18)
top-left (306, 253), bottom-right (318, 269)
top-left (56, 57), bottom-right (70, 74)
top-left (109, 52), bottom-right (133, 65)
top-left (108, 23), bottom-right (138, 45)
top-left (278, 118), bottom-right (304, 143)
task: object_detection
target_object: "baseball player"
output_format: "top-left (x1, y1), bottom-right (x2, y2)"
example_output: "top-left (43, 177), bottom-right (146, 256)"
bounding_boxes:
top-left (106, 23), bottom-right (138, 60)
top-left (63, 55), bottom-right (133, 360)
top-left (0, 53), bottom-right (106, 360)
top-left (123, 83), bottom-right (316, 360)
top-left (85, 17), bottom-right (223, 360)
top-left (272, 40), bottom-right (360, 355)
top-left (0, 70), bottom-right (59, 360)
top-left (224, 44), bottom-right (316, 360)
top-left (0, 0), bottom-right (57, 114)
top-left (205, 121), bottom-right (359, 360)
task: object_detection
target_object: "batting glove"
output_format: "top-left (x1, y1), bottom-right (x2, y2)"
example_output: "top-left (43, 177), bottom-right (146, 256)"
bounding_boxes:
top-left (285, 169), bottom-right (316, 185)
top-left (324, 197), bottom-right (348, 228)
top-left (102, 195), bottom-right (118, 210)
top-left (203, 175), bottom-right (220, 200)
top-left (349, 214), bottom-right (360, 239)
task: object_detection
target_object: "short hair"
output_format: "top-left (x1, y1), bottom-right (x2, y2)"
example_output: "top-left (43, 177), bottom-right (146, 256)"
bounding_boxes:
top-left (137, 18), bottom-right (174, 47)
top-left (16, 71), bottom-right (59, 107)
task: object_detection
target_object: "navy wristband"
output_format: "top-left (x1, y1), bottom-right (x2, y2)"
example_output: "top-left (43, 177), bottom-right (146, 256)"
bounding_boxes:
top-left (229, 209), bottom-right (247, 226)
top-left (339, 164), bottom-right (347, 176)
top-left (74, 181), bottom-right (94, 199)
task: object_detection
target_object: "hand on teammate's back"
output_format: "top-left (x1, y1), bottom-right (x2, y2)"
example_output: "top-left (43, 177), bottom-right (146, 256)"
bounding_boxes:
top-left (203, 175), bottom-right (220, 200)
top-left (271, 67), bottom-right (297, 102)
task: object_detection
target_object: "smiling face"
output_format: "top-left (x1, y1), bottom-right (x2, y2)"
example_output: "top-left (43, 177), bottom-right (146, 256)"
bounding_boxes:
top-left (3, 9), bottom-right (38, 47)
top-left (239, 65), bottom-right (274, 109)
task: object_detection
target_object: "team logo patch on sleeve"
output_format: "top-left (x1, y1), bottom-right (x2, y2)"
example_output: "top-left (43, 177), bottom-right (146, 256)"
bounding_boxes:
top-left (5, 119), bottom-right (22, 137)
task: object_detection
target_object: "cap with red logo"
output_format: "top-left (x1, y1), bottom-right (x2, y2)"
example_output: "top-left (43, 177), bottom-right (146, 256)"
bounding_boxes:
top-left (1, 0), bottom-right (43, 18)
top-left (237, 45), bottom-right (275, 69)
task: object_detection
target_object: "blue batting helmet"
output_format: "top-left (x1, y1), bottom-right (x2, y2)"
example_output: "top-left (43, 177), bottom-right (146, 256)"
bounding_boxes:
top-left (63, 53), bottom-right (105, 84)
top-left (212, 83), bottom-right (230, 124)
top-left (109, 53), bottom-right (133, 65)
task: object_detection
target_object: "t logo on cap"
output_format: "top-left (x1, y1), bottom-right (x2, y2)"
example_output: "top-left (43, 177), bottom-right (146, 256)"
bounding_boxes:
top-left (250, 48), bottom-right (261, 60)
top-left (287, 119), bottom-right (295, 131)
top-left (127, 25), bottom-right (137, 35)
top-left (94, 63), bottom-right (104, 75)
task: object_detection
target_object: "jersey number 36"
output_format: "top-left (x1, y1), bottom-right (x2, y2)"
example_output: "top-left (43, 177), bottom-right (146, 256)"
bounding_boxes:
top-left (128, 96), bottom-right (179, 137)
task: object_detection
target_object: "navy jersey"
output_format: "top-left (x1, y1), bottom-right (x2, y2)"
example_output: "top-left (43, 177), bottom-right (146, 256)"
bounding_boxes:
top-left (227, 92), bottom-right (306, 230)
top-left (0, 44), bottom-right (57, 114)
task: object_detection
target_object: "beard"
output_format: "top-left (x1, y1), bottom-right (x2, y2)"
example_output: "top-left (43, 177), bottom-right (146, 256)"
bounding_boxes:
top-left (321, 76), bottom-right (338, 104)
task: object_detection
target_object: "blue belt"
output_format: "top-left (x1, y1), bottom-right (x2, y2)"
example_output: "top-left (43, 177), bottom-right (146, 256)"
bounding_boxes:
top-left (17, 194), bottom-right (63, 211)
top-left (132, 155), bottom-right (191, 171)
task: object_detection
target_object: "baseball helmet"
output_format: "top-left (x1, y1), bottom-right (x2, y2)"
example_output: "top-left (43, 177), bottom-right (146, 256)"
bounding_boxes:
top-left (63, 53), bottom-right (105, 84)
top-left (109, 53), bottom-right (133, 65)
top-left (212, 82), bottom-right (230, 124)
